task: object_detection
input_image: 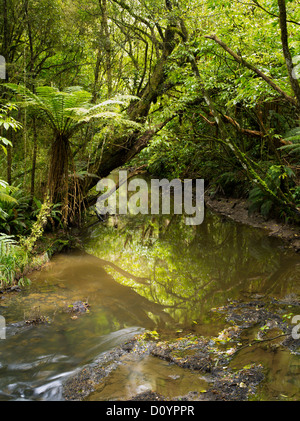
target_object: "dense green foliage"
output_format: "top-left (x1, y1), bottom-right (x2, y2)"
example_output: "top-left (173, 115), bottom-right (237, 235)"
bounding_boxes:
top-left (0, 0), bottom-right (300, 284)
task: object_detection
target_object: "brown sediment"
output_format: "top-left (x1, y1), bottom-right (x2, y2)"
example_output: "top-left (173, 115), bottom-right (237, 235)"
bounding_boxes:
top-left (62, 296), bottom-right (300, 401)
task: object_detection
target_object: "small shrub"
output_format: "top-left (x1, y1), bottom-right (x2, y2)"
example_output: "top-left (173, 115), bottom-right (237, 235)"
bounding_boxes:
top-left (0, 233), bottom-right (28, 288)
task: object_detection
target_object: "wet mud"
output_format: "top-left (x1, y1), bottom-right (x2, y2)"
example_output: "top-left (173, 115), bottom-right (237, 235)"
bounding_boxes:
top-left (205, 196), bottom-right (300, 252)
top-left (63, 295), bottom-right (300, 401)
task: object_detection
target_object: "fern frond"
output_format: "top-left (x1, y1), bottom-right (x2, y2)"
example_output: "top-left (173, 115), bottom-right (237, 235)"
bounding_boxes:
top-left (4, 84), bottom-right (142, 140)
top-left (0, 233), bottom-right (17, 257)
top-left (283, 127), bottom-right (300, 139)
top-left (278, 144), bottom-right (300, 154)
top-left (4, 83), bottom-right (51, 109)
top-left (0, 207), bottom-right (8, 220)
top-left (0, 191), bottom-right (18, 205)
top-left (279, 126), bottom-right (300, 156)
top-left (0, 233), bottom-right (16, 245)
top-left (76, 111), bottom-right (126, 122)
top-left (76, 111), bottom-right (142, 129)
top-left (0, 179), bottom-right (18, 205)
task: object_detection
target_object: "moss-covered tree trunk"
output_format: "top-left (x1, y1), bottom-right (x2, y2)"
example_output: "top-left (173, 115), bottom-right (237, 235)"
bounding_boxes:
top-left (85, 7), bottom-right (178, 192)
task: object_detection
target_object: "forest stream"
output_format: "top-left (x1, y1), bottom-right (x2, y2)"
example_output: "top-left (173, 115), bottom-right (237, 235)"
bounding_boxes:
top-left (0, 210), bottom-right (299, 401)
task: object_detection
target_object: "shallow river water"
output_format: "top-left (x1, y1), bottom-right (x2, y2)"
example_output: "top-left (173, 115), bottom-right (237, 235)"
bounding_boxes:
top-left (0, 210), bottom-right (299, 400)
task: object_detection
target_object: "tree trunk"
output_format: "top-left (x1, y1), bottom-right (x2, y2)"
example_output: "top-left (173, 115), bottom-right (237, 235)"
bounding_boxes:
top-left (2, 0), bottom-right (9, 79)
top-left (277, 0), bottom-right (300, 110)
top-left (99, 0), bottom-right (112, 97)
top-left (6, 141), bottom-right (12, 185)
top-left (47, 134), bottom-right (71, 222)
top-left (30, 116), bottom-right (38, 202)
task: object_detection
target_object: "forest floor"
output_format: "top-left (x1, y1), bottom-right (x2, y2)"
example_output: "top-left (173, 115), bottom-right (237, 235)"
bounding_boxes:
top-left (205, 195), bottom-right (300, 252)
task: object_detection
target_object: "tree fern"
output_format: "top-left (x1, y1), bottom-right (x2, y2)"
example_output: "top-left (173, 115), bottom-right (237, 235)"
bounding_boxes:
top-left (4, 84), bottom-right (140, 134)
top-left (4, 83), bottom-right (141, 223)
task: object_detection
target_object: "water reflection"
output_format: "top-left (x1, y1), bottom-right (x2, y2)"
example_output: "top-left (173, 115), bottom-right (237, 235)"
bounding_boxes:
top-left (86, 355), bottom-right (210, 401)
top-left (0, 209), bottom-right (299, 400)
top-left (85, 211), bottom-right (300, 331)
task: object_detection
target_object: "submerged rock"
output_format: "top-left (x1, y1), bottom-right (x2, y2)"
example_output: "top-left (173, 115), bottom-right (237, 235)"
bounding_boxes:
top-left (151, 337), bottom-right (213, 372)
top-left (201, 365), bottom-right (264, 401)
top-left (67, 301), bottom-right (90, 314)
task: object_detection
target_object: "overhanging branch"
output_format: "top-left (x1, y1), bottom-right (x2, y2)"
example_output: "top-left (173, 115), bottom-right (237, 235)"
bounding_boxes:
top-left (204, 33), bottom-right (298, 108)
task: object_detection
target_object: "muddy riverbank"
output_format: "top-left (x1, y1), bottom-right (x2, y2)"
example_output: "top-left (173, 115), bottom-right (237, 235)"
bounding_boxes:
top-left (205, 196), bottom-right (300, 252)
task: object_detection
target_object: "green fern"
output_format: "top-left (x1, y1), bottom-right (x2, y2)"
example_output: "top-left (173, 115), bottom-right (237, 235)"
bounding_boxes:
top-left (279, 126), bottom-right (300, 155)
top-left (0, 233), bottom-right (17, 250)
top-left (4, 84), bottom-right (141, 136)
top-left (0, 233), bottom-right (29, 287)
top-left (4, 84), bottom-right (142, 220)
top-left (0, 234), bottom-right (18, 287)
top-left (248, 165), bottom-right (297, 219)
top-left (0, 180), bottom-right (18, 221)
top-left (0, 103), bottom-right (22, 155)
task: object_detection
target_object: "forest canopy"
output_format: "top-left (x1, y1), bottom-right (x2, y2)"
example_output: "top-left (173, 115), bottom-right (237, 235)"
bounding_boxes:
top-left (0, 0), bottom-right (300, 241)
